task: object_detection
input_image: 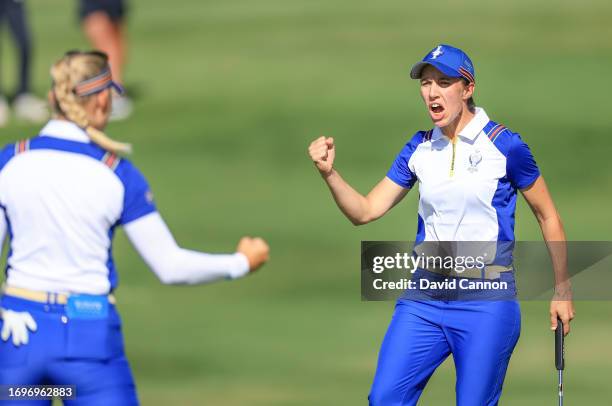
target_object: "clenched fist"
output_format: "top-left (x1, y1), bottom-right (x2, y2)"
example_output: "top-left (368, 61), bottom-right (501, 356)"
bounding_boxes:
top-left (237, 237), bottom-right (270, 273)
top-left (308, 136), bottom-right (335, 176)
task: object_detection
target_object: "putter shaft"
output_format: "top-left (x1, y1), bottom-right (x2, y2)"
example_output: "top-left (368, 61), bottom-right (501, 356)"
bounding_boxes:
top-left (558, 370), bottom-right (563, 406)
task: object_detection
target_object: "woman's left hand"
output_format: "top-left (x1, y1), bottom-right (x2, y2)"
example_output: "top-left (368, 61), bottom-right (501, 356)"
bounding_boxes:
top-left (549, 300), bottom-right (575, 336)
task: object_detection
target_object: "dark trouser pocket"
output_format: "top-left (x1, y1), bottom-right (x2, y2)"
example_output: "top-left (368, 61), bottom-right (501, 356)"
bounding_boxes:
top-left (65, 309), bottom-right (125, 361)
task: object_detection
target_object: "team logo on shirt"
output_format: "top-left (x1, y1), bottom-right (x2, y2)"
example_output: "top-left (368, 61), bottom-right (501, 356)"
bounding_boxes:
top-left (468, 150), bottom-right (482, 173)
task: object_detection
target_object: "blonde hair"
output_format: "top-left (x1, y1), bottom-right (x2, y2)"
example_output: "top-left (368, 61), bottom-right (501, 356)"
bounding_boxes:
top-left (50, 51), bottom-right (132, 154)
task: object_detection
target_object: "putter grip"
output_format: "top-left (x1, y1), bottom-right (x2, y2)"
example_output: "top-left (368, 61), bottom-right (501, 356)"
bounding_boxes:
top-left (555, 317), bottom-right (565, 370)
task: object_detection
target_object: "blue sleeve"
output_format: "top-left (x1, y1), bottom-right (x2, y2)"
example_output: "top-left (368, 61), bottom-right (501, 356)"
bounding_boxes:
top-left (115, 160), bottom-right (157, 225)
top-left (507, 133), bottom-right (540, 190)
top-left (0, 143), bottom-right (16, 172)
top-left (386, 132), bottom-right (425, 189)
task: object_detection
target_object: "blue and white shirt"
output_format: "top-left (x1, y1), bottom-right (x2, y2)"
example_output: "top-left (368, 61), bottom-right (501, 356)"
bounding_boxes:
top-left (387, 107), bottom-right (540, 246)
top-left (0, 120), bottom-right (156, 294)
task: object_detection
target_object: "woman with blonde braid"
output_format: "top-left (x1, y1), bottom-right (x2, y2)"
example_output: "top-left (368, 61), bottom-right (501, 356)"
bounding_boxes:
top-left (0, 50), bottom-right (269, 405)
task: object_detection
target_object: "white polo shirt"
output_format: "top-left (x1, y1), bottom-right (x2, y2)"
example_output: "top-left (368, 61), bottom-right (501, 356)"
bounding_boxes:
top-left (0, 120), bottom-right (157, 294)
top-left (387, 108), bottom-right (540, 248)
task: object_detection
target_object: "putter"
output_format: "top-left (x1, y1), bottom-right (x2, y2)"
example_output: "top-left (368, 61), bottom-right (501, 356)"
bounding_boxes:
top-left (555, 317), bottom-right (565, 406)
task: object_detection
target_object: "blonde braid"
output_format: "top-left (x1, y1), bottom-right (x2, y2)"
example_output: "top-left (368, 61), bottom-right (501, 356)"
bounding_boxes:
top-left (86, 126), bottom-right (132, 155)
top-left (50, 52), bottom-right (132, 155)
top-left (50, 58), bottom-right (89, 128)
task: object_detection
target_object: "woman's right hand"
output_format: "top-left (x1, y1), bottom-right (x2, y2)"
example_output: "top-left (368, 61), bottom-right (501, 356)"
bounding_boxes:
top-left (1, 308), bottom-right (37, 346)
top-left (308, 136), bottom-right (335, 176)
top-left (237, 237), bottom-right (270, 272)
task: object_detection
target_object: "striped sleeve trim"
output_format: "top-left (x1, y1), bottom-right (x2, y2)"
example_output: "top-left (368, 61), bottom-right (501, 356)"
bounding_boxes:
top-left (101, 151), bottom-right (121, 171)
top-left (487, 124), bottom-right (507, 143)
top-left (14, 139), bottom-right (30, 155)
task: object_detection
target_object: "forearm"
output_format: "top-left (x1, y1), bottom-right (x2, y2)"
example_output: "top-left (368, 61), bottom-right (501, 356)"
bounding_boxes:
top-left (152, 248), bottom-right (249, 285)
top-left (124, 212), bottom-right (249, 285)
top-left (541, 214), bottom-right (575, 334)
top-left (538, 213), bottom-right (571, 296)
top-left (322, 168), bottom-right (372, 225)
top-left (522, 177), bottom-right (575, 333)
top-left (309, 137), bottom-right (406, 225)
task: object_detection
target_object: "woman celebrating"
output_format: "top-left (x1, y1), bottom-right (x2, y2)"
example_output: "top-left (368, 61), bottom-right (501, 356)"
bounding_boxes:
top-left (0, 50), bottom-right (269, 405)
top-left (308, 44), bottom-right (574, 405)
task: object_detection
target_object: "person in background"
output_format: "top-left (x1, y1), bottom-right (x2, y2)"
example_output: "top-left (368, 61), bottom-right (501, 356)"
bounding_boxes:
top-left (0, 0), bottom-right (48, 127)
top-left (79, 0), bottom-right (132, 120)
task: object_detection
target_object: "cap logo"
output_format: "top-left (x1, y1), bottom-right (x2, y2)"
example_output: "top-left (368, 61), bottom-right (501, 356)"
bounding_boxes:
top-left (431, 45), bottom-right (444, 59)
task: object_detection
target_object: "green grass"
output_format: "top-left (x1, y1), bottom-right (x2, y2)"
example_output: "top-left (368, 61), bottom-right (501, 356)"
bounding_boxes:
top-left (2, 0), bottom-right (612, 404)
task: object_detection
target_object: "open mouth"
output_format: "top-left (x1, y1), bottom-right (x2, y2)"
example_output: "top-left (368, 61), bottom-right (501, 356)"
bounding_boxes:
top-left (430, 103), bottom-right (444, 114)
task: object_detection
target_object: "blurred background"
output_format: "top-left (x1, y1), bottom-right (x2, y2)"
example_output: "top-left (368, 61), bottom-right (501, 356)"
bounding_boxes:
top-left (1, 0), bottom-right (611, 404)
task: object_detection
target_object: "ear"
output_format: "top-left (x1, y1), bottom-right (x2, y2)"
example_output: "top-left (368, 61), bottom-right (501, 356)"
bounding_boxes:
top-left (96, 89), bottom-right (111, 113)
top-left (463, 81), bottom-right (475, 100)
top-left (48, 90), bottom-right (63, 116)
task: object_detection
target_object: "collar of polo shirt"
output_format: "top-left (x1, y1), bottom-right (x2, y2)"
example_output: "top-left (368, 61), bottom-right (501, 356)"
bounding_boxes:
top-left (431, 107), bottom-right (490, 141)
top-left (39, 119), bottom-right (90, 143)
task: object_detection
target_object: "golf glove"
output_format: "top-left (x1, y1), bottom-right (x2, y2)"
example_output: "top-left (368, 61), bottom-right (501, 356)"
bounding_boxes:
top-left (0, 308), bottom-right (37, 346)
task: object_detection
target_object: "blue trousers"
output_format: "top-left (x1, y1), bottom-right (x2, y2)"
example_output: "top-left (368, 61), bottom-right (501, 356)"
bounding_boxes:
top-left (369, 299), bottom-right (521, 406)
top-left (0, 295), bottom-right (139, 405)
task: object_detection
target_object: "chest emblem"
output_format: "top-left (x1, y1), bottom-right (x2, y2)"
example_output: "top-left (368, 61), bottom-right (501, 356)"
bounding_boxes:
top-left (468, 150), bottom-right (482, 173)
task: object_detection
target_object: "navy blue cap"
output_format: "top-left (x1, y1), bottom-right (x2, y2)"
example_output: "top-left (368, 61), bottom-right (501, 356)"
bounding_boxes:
top-left (410, 44), bottom-right (475, 83)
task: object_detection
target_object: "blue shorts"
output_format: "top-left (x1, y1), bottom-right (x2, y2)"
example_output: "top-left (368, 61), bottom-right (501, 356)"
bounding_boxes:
top-left (0, 295), bottom-right (138, 405)
top-left (79, 0), bottom-right (126, 22)
top-left (369, 298), bottom-right (521, 406)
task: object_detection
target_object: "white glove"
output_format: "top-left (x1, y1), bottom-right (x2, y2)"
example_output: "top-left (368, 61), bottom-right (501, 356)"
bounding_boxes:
top-left (0, 308), bottom-right (37, 346)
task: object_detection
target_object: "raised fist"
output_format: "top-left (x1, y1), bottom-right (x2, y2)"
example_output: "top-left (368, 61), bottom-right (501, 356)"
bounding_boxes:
top-left (308, 136), bottom-right (335, 175)
top-left (237, 237), bottom-right (270, 272)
